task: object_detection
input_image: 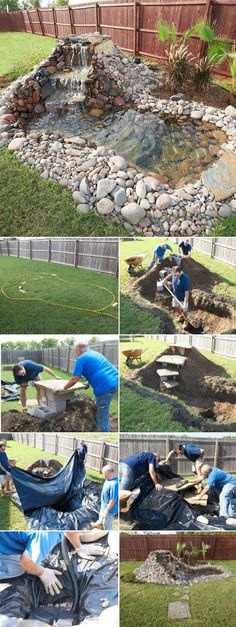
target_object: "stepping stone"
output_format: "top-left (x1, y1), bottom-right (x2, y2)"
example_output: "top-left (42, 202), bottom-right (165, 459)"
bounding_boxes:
top-left (163, 381), bottom-right (180, 389)
top-left (173, 591), bottom-right (181, 597)
top-left (168, 601), bottom-right (192, 620)
top-left (179, 595), bottom-right (190, 601)
top-left (156, 355), bottom-right (188, 366)
top-left (156, 368), bottom-right (179, 378)
top-left (202, 149), bottom-right (236, 201)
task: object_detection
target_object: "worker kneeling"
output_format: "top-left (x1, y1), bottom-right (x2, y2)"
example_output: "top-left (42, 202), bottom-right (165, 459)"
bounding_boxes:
top-left (120, 451), bottom-right (163, 492)
top-left (193, 465), bottom-right (236, 518)
top-left (0, 530), bottom-right (108, 594)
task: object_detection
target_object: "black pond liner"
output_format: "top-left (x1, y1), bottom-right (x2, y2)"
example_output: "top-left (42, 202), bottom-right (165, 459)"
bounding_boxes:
top-left (122, 465), bottom-right (236, 531)
top-left (0, 535), bottom-right (118, 624)
top-left (11, 450), bottom-right (102, 530)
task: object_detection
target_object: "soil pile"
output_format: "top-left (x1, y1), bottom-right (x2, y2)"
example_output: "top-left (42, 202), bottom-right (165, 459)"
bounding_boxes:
top-left (1, 395), bottom-right (118, 432)
top-left (134, 550), bottom-right (230, 585)
top-left (133, 345), bottom-right (236, 423)
top-left (135, 257), bottom-right (217, 301)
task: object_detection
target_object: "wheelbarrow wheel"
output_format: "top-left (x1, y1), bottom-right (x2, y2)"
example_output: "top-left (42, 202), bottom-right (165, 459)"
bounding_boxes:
top-left (126, 357), bottom-right (132, 367)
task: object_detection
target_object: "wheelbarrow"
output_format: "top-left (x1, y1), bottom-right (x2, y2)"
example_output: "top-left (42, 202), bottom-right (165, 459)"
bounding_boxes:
top-left (122, 348), bottom-right (146, 367)
top-left (125, 253), bottom-right (147, 274)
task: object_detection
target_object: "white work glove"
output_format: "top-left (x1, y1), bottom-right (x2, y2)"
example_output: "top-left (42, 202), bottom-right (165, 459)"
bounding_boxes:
top-left (183, 301), bottom-right (189, 312)
top-left (39, 568), bottom-right (63, 596)
top-left (155, 484), bottom-right (163, 492)
top-left (77, 543), bottom-right (105, 560)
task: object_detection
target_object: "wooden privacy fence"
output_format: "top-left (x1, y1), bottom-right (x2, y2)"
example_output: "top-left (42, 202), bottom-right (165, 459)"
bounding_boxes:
top-left (160, 334), bottom-right (236, 359)
top-left (11, 432), bottom-right (118, 471)
top-left (120, 434), bottom-right (236, 473)
top-left (1, 0), bottom-right (236, 77)
top-left (0, 238), bottom-right (118, 276)
top-left (174, 237), bottom-right (236, 267)
top-left (120, 534), bottom-right (236, 561)
top-left (1, 340), bottom-right (119, 368)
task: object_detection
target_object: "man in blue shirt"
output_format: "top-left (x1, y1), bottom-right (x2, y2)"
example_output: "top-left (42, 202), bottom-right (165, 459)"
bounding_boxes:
top-left (91, 465), bottom-right (118, 530)
top-left (62, 342), bottom-right (118, 432)
top-left (0, 441), bottom-right (12, 495)
top-left (192, 465), bottom-right (236, 517)
top-left (178, 239), bottom-right (192, 257)
top-left (0, 531), bottom-right (109, 589)
top-left (163, 266), bottom-right (190, 318)
top-left (165, 442), bottom-right (205, 477)
top-left (148, 243), bottom-right (173, 269)
top-left (12, 360), bottom-right (60, 411)
top-left (120, 451), bottom-right (163, 491)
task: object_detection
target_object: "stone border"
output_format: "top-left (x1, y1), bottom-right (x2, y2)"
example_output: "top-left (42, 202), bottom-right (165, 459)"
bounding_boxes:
top-left (0, 36), bottom-right (236, 235)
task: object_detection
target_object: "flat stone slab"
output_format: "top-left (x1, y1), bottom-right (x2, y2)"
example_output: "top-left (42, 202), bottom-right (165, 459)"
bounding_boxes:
top-left (168, 601), bottom-right (192, 620)
top-left (202, 149), bottom-right (236, 201)
top-left (34, 379), bottom-right (85, 395)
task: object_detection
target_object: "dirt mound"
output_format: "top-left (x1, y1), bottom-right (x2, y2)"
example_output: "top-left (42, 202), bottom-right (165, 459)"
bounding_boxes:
top-left (1, 395), bottom-right (118, 432)
top-left (136, 345), bottom-right (225, 397)
top-left (191, 290), bottom-right (233, 317)
top-left (26, 458), bottom-right (63, 476)
top-left (135, 257), bottom-right (218, 302)
top-left (199, 376), bottom-right (236, 403)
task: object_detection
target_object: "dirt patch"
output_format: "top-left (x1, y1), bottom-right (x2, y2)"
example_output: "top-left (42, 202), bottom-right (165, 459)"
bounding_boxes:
top-left (1, 395), bottom-right (118, 432)
top-left (132, 257), bottom-right (236, 334)
top-left (151, 72), bottom-right (236, 109)
top-left (133, 346), bottom-right (236, 424)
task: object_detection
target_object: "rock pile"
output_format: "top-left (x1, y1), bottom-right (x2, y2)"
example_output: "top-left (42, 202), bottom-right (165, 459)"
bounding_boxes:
top-left (134, 550), bottom-right (230, 585)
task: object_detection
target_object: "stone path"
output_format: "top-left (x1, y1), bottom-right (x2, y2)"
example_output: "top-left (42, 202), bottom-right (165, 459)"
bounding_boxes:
top-left (168, 585), bottom-right (192, 620)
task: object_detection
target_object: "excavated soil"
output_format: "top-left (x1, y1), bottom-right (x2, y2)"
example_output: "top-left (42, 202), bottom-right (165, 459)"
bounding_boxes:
top-left (1, 395), bottom-right (118, 432)
top-left (132, 257), bottom-right (236, 334)
top-left (132, 345), bottom-right (236, 423)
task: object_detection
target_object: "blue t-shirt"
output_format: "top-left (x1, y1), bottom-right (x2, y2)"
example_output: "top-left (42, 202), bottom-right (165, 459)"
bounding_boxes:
top-left (0, 531), bottom-right (64, 563)
top-left (181, 443), bottom-right (201, 462)
top-left (122, 452), bottom-right (157, 479)
top-left (179, 241), bottom-right (192, 255)
top-left (0, 451), bottom-right (10, 475)
top-left (207, 468), bottom-right (236, 490)
top-left (73, 349), bottom-right (118, 396)
top-left (14, 360), bottom-right (44, 384)
top-left (101, 476), bottom-right (118, 515)
top-left (155, 244), bottom-right (172, 259)
top-left (172, 272), bottom-right (190, 301)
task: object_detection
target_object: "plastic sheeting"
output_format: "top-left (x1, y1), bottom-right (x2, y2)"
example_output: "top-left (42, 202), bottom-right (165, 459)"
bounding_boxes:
top-left (124, 465), bottom-right (236, 531)
top-left (1, 380), bottom-right (19, 402)
top-left (0, 535), bottom-right (118, 625)
top-left (12, 451), bottom-right (102, 530)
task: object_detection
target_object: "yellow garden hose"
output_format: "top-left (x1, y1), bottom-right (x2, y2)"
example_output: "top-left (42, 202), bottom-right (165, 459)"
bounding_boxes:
top-left (1, 272), bottom-right (118, 321)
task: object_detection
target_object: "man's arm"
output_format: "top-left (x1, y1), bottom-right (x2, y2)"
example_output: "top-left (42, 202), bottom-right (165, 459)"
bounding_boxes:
top-left (192, 485), bottom-right (210, 500)
top-left (103, 498), bottom-right (116, 516)
top-left (20, 550), bottom-right (44, 576)
top-left (164, 449), bottom-right (175, 464)
top-left (149, 464), bottom-right (163, 491)
top-left (64, 376), bottom-right (81, 390)
top-left (43, 366), bottom-right (60, 378)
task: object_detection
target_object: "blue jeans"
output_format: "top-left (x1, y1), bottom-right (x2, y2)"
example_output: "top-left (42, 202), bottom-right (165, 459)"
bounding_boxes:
top-left (148, 253), bottom-right (162, 269)
top-left (98, 509), bottom-right (114, 530)
top-left (0, 554), bottom-right (25, 579)
top-left (119, 463), bottom-right (135, 490)
top-left (95, 387), bottom-right (117, 432)
top-left (219, 481), bottom-right (236, 517)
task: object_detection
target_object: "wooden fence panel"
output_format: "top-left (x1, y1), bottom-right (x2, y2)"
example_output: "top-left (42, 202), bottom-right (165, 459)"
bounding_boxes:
top-left (72, 6), bottom-right (97, 34)
top-left (120, 533), bottom-right (236, 561)
top-left (0, 11), bottom-right (25, 32)
top-left (120, 434), bottom-right (236, 473)
top-left (54, 8), bottom-right (72, 38)
top-left (1, 341), bottom-right (118, 368)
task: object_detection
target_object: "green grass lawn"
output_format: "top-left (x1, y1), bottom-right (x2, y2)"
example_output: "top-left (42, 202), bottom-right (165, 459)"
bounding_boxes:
top-left (120, 336), bottom-right (236, 431)
top-left (0, 150), bottom-right (125, 237)
top-left (1, 364), bottom-right (118, 417)
top-left (0, 32), bottom-right (56, 78)
top-left (120, 559), bottom-right (236, 627)
top-left (0, 256), bottom-right (118, 333)
top-left (0, 439), bottom-right (104, 531)
top-left (120, 238), bottom-right (236, 334)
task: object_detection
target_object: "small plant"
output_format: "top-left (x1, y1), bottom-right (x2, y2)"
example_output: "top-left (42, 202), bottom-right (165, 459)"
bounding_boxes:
top-left (201, 542), bottom-right (210, 561)
top-left (176, 542), bottom-right (186, 559)
top-left (192, 56), bottom-right (215, 91)
top-left (164, 43), bottom-right (193, 92)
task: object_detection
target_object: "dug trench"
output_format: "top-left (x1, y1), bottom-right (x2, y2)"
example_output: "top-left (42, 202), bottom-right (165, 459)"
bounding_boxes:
top-left (129, 257), bottom-right (236, 334)
top-left (128, 345), bottom-right (236, 426)
top-left (1, 395), bottom-right (118, 432)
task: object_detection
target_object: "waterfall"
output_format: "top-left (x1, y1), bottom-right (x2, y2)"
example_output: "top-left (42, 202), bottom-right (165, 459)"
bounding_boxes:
top-left (81, 44), bottom-right (90, 68)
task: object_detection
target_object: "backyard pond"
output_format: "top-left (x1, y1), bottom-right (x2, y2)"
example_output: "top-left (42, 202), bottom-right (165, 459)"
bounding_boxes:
top-left (28, 107), bottom-right (226, 187)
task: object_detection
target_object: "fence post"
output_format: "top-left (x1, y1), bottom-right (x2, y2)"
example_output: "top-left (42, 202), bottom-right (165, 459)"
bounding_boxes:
top-left (37, 9), bottom-right (44, 36)
top-left (55, 433), bottom-right (58, 455)
top-left (48, 239), bottom-right (52, 262)
top-left (214, 438), bottom-right (219, 467)
top-left (6, 240), bottom-right (10, 256)
top-left (67, 346), bottom-right (71, 372)
top-left (95, 3), bottom-right (100, 33)
top-left (69, 6), bottom-right (75, 35)
top-left (52, 7), bottom-right (58, 38)
top-left (74, 239), bottom-right (79, 268)
top-left (17, 240), bottom-right (20, 258)
top-left (27, 10), bottom-right (34, 34)
top-left (133, 1), bottom-right (138, 56)
top-left (211, 335), bottom-right (216, 354)
top-left (99, 441), bottom-right (106, 472)
top-left (29, 239), bottom-right (33, 260)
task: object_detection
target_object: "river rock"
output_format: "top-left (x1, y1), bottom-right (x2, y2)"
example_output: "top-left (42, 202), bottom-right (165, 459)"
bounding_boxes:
top-left (190, 109), bottom-right (204, 120)
top-left (121, 202), bottom-right (146, 225)
top-left (97, 198), bottom-right (115, 214)
top-left (112, 186), bottom-right (128, 206)
top-left (155, 193), bottom-right (171, 210)
top-left (33, 103), bottom-right (46, 114)
top-left (109, 155), bottom-right (128, 170)
top-left (77, 203), bottom-right (90, 213)
top-left (218, 204), bottom-right (232, 218)
top-left (136, 179), bottom-right (147, 199)
top-left (225, 105), bottom-right (236, 118)
top-left (8, 137), bottom-right (26, 151)
top-left (73, 190), bottom-right (86, 203)
top-left (97, 178), bottom-right (117, 199)
top-left (202, 149), bottom-right (236, 201)
top-left (80, 177), bottom-right (90, 195)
